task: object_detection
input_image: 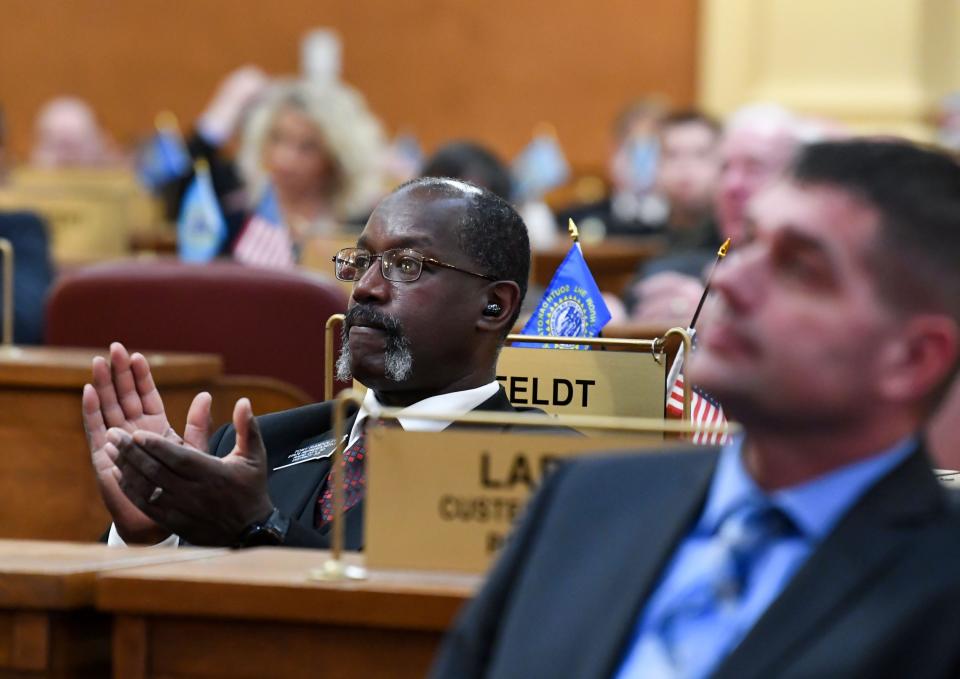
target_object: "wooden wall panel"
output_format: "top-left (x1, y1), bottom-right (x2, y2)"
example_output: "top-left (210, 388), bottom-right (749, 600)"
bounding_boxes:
top-left (0, 0), bottom-right (697, 169)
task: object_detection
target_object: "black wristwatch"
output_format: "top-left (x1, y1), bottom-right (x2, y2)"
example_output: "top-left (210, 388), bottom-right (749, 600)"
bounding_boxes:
top-left (236, 508), bottom-right (289, 548)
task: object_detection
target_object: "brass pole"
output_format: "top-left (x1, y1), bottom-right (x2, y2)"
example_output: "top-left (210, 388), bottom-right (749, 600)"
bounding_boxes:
top-left (506, 333), bottom-right (658, 351)
top-left (368, 403), bottom-right (736, 438)
top-left (311, 389), bottom-right (366, 581)
top-left (660, 327), bottom-right (693, 421)
top-left (324, 313), bottom-right (345, 400)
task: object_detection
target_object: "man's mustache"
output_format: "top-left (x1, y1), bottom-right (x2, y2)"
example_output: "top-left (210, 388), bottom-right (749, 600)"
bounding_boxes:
top-left (344, 305), bottom-right (404, 336)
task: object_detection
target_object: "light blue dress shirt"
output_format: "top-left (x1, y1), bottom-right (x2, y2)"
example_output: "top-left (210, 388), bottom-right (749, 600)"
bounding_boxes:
top-left (612, 434), bottom-right (918, 679)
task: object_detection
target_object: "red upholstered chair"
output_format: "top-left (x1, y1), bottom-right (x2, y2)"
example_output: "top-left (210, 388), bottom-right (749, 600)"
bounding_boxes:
top-left (45, 259), bottom-right (348, 402)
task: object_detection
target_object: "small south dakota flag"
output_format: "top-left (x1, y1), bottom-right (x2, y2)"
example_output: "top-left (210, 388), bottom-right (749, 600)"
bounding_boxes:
top-left (136, 113), bottom-right (190, 191)
top-left (177, 160), bottom-right (226, 263)
top-left (517, 237), bottom-right (611, 350)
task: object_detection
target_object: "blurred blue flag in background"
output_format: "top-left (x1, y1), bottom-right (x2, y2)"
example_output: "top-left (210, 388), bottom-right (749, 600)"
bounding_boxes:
top-left (512, 128), bottom-right (570, 201)
top-left (177, 160), bottom-right (226, 263)
top-left (136, 112), bottom-right (191, 191)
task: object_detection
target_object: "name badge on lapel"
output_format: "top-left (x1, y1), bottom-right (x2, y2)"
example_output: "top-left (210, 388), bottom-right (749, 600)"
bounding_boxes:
top-left (273, 437), bottom-right (344, 471)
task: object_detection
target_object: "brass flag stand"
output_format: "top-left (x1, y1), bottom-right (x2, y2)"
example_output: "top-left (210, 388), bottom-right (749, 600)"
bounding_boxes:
top-left (325, 313), bottom-right (697, 423)
top-left (308, 388), bottom-right (368, 582)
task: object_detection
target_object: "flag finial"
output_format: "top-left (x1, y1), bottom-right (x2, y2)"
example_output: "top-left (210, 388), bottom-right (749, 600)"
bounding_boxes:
top-left (689, 239), bottom-right (733, 331)
top-left (567, 218), bottom-right (580, 244)
top-left (155, 111), bottom-right (181, 133)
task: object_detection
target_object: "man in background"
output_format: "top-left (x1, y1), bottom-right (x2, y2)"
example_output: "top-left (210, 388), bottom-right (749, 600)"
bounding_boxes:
top-left (629, 103), bottom-right (806, 322)
top-left (31, 97), bottom-right (123, 168)
top-left (558, 98), bottom-right (668, 239)
top-left (621, 110), bottom-right (723, 316)
top-left (420, 141), bottom-right (513, 203)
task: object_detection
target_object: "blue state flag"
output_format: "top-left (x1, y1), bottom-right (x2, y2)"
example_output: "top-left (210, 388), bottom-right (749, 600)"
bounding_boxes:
top-left (517, 243), bottom-right (611, 350)
top-left (623, 137), bottom-right (660, 193)
top-left (177, 161), bottom-right (226, 263)
top-left (136, 117), bottom-right (191, 191)
top-left (512, 132), bottom-right (570, 201)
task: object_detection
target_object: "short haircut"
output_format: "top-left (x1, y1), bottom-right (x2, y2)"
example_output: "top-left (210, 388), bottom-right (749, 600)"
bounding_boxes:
top-left (397, 177), bottom-right (530, 330)
top-left (790, 140), bottom-right (960, 380)
top-left (659, 109), bottom-right (721, 138)
top-left (420, 141), bottom-right (513, 202)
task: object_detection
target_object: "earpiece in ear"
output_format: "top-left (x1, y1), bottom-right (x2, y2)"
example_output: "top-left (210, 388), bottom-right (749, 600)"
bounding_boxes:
top-left (483, 303), bottom-right (503, 317)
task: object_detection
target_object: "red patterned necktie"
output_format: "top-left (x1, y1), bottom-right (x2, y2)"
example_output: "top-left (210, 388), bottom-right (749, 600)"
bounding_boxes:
top-left (316, 434), bottom-right (366, 527)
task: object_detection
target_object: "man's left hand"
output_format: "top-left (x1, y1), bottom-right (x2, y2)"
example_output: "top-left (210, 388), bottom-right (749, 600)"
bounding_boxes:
top-left (110, 398), bottom-right (275, 546)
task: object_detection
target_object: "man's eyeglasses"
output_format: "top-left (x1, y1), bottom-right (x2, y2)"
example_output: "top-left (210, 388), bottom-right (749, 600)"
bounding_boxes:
top-left (332, 247), bottom-right (496, 283)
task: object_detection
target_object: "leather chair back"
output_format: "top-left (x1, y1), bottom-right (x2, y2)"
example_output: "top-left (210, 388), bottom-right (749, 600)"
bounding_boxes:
top-left (46, 259), bottom-right (348, 401)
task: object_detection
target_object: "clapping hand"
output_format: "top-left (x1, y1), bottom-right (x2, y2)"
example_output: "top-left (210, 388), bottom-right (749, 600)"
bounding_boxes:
top-left (107, 397), bottom-right (274, 547)
top-left (83, 342), bottom-right (211, 544)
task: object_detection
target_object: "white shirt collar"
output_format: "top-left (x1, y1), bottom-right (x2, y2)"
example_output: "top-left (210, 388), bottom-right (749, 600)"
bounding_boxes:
top-left (348, 381), bottom-right (501, 445)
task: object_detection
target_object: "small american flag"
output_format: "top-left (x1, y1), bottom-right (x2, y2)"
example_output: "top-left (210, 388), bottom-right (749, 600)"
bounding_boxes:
top-left (234, 186), bottom-right (295, 269)
top-left (665, 329), bottom-right (730, 445)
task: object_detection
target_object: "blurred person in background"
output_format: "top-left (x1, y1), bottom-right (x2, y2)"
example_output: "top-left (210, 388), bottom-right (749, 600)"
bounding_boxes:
top-left (235, 78), bottom-right (385, 251)
top-left (655, 111), bottom-right (722, 255)
top-left (0, 104), bottom-right (55, 344)
top-left (0, 212), bottom-right (54, 345)
top-left (157, 67), bottom-right (385, 259)
top-left (621, 110), bottom-right (723, 315)
top-left (153, 66), bottom-right (268, 249)
top-left (558, 98), bottom-right (668, 240)
top-left (420, 141), bottom-right (513, 202)
top-left (31, 97), bottom-right (123, 168)
top-left (715, 104), bottom-right (806, 245)
top-left (629, 103), bottom-right (806, 323)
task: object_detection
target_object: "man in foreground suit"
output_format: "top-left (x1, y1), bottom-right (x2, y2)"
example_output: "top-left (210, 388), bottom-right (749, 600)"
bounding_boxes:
top-left (83, 177), bottom-right (533, 549)
top-left (432, 140), bottom-right (960, 678)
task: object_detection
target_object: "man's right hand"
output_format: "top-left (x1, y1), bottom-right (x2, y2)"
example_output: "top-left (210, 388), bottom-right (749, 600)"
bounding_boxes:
top-left (82, 342), bottom-right (211, 544)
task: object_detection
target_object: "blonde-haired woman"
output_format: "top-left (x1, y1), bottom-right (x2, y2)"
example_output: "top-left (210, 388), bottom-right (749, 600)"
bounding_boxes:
top-left (237, 78), bottom-right (385, 247)
top-left (153, 67), bottom-right (385, 263)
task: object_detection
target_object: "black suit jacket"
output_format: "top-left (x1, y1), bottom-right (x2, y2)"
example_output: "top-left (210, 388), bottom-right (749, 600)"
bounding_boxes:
top-left (433, 444), bottom-right (960, 679)
top-left (207, 387), bottom-right (532, 550)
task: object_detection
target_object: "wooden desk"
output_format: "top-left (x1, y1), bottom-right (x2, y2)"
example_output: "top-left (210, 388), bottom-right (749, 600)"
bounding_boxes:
top-left (0, 540), bottom-right (223, 677)
top-left (98, 548), bottom-right (480, 679)
top-left (0, 346), bottom-right (222, 541)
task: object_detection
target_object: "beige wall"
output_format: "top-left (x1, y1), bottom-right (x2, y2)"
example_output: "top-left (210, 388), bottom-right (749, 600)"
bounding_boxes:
top-left (697, 0), bottom-right (960, 139)
top-left (0, 0), bottom-right (698, 170)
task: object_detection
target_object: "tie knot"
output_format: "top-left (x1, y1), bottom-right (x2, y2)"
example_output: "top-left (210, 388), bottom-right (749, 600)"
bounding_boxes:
top-left (718, 499), bottom-right (797, 551)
